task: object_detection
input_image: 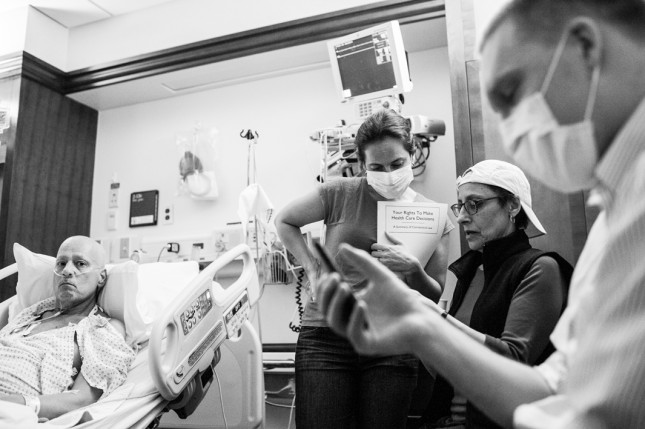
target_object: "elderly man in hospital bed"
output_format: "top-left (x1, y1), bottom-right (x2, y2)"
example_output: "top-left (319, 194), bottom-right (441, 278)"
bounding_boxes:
top-left (0, 236), bottom-right (136, 421)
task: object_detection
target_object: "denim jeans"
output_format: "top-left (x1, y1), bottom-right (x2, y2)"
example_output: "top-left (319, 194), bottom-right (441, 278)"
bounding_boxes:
top-left (295, 326), bottom-right (419, 429)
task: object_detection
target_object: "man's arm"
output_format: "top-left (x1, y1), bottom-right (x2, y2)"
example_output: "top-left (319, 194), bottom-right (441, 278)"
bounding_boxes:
top-left (0, 372), bottom-right (102, 420)
top-left (320, 244), bottom-right (555, 428)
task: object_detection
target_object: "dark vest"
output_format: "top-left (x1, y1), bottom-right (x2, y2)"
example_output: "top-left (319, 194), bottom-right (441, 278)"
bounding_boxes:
top-left (427, 230), bottom-right (573, 429)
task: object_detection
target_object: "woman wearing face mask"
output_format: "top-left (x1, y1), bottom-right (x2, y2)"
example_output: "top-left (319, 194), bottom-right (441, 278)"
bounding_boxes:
top-left (425, 160), bottom-right (572, 429)
top-left (275, 109), bottom-right (454, 429)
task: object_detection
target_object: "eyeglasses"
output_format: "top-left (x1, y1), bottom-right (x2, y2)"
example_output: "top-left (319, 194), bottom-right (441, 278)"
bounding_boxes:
top-left (53, 260), bottom-right (102, 277)
top-left (450, 197), bottom-right (501, 217)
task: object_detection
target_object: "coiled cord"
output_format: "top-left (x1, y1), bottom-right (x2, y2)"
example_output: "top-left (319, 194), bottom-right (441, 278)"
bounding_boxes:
top-left (289, 268), bottom-right (306, 333)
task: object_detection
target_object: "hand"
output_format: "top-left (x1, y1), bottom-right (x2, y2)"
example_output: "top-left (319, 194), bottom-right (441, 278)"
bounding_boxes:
top-left (370, 232), bottom-right (421, 275)
top-left (318, 243), bottom-right (435, 356)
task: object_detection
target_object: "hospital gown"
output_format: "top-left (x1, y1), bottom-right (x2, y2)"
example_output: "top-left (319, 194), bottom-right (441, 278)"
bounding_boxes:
top-left (0, 297), bottom-right (136, 398)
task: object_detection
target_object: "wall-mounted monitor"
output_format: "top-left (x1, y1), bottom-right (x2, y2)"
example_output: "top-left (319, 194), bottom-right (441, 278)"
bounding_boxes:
top-left (327, 20), bottom-right (413, 104)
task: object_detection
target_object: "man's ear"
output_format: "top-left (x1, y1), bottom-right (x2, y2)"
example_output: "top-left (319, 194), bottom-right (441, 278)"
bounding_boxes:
top-left (98, 269), bottom-right (107, 288)
top-left (568, 17), bottom-right (603, 73)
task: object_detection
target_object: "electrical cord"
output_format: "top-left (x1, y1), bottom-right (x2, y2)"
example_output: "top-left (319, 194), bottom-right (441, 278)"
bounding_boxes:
top-left (214, 369), bottom-right (228, 429)
top-left (265, 384), bottom-right (293, 396)
top-left (289, 268), bottom-right (306, 333)
top-left (287, 393), bottom-right (297, 429)
top-left (157, 242), bottom-right (180, 262)
top-left (157, 246), bottom-right (167, 262)
top-left (266, 399), bottom-right (296, 409)
top-left (412, 135), bottom-right (434, 176)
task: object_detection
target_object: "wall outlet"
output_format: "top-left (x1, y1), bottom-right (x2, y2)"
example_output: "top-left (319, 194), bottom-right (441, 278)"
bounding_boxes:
top-left (108, 183), bottom-right (120, 208)
top-left (162, 205), bottom-right (174, 225)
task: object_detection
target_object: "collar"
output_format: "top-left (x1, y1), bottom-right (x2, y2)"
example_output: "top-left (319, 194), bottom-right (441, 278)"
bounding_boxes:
top-left (593, 97), bottom-right (645, 209)
top-left (449, 229), bottom-right (531, 282)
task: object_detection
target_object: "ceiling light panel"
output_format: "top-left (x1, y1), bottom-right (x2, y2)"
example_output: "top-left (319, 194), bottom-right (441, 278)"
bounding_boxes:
top-left (89, 0), bottom-right (175, 16)
top-left (31, 0), bottom-right (110, 27)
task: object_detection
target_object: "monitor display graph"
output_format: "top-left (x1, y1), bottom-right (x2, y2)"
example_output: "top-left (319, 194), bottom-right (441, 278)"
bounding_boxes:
top-left (335, 30), bottom-right (396, 99)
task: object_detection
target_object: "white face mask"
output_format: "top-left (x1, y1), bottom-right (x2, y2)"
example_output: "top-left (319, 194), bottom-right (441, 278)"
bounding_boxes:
top-left (366, 164), bottom-right (414, 199)
top-left (499, 29), bottom-right (601, 193)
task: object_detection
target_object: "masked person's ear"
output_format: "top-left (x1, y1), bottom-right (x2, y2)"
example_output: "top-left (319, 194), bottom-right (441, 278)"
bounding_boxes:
top-left (567, 17), bottom-right (603, 73)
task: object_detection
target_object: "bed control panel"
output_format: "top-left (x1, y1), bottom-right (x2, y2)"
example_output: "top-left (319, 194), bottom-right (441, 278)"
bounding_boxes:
top-left (173, 321), bottom-right (225, 385)
top-left (224, 292), bottom-right (250, 338)
top-left (180, 289), bottom-right (214, 336)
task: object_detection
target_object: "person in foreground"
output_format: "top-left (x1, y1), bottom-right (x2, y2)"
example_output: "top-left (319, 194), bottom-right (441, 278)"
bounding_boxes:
top-left (318, 0), bottom-right (645, 428)
top-left (426, 160), bottom-right (572, 429)
top-left (0, 236), bottom-right (136, 421)
top-left (275, 109), bottom-right (453, 429)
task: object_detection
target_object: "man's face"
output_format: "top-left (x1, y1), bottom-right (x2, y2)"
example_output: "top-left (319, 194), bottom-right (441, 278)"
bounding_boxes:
top-left (480, 19), bottom-right (593, 125)
top-left (54, 237), bottom-right (106, 309)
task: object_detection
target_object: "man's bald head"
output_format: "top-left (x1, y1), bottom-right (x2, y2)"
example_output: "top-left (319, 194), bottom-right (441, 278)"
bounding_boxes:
top-left (53, 236), bottom-right (107, 311)
top-left (57, 236), bottom-right (106, 268)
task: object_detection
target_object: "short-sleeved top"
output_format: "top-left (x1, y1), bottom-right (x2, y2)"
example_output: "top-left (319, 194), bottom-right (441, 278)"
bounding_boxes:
top-left (302, 177), bottom-right (454, 326)
top-left (0, 297), bottom-right (136, 398)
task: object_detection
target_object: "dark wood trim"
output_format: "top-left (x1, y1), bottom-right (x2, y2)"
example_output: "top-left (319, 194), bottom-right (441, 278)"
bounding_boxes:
top-left (0, 1), bottom-right (446, 96)
top-left (21, 52), bottom-right (66, 93)
top-left (0, 77), bottom-right (98, 300)
top-left (0, 53), bottom-right (23, 80)
top-left (64, 0), bottom-right (445, 93)
top-left (446, 0), bottom-right (475, 254)
top-left (0, 52), bottom-right (66, 93)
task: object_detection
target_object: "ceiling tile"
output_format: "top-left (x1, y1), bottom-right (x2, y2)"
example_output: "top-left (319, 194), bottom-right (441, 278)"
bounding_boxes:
top-left (89, 0), bottom-right (174, 16)
top-left (32, 0), bottom-right (110, 27)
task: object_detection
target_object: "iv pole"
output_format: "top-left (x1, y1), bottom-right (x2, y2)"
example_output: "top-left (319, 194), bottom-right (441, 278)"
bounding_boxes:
top-left (240, 129), bottom-right (260, 261)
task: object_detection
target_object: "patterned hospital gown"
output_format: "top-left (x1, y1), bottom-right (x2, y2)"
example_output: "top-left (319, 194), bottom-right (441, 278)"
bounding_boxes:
top-left (0, 297), bottom-right (136, 398)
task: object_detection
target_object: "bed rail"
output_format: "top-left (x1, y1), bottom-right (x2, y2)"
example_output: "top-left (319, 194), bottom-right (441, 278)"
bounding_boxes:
top-left (148, 243), bottom-right (261, 400)
top-left (0, 263), bottom-right (18, 281)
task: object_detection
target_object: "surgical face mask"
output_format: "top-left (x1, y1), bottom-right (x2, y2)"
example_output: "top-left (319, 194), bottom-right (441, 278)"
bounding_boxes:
top-left (499, 30), bottom-right (601, 193)
top-left (366, 163), bottom-right (414, 199)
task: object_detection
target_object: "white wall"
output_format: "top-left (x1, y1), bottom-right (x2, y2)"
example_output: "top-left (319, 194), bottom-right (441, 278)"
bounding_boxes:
top-left (67, 0), bottom-right (385, 70)
top-left (24, 7), bottom-right (68, 69)
top-left (0, 6), bottom-right (68, 70)
top-left (90, 46), bottom-right (458, 342)
top-left (473, 0), bottom-right (511, 53)
top-left (0, 7), bottom-right (29, 56)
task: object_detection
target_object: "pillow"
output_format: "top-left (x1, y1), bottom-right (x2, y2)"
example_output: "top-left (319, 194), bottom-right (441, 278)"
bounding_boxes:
top-left (101, 260), bottom-right (199, 345)
top-left (98, 261), bottom-right (144, 345)
top-left (136, 261), bottom-right (200, 326)
top-left (13, 243), bottom-right (56, 318)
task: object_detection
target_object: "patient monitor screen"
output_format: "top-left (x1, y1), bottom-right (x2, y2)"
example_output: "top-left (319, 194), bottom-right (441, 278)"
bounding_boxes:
top-left (180, 289), bottom-right (213, 335)
top-left (333, 30), bottom-right (396, 99)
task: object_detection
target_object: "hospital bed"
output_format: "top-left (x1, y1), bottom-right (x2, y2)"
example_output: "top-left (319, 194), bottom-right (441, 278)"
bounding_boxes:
top-left (0, 243), bottom-right (264, 429)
